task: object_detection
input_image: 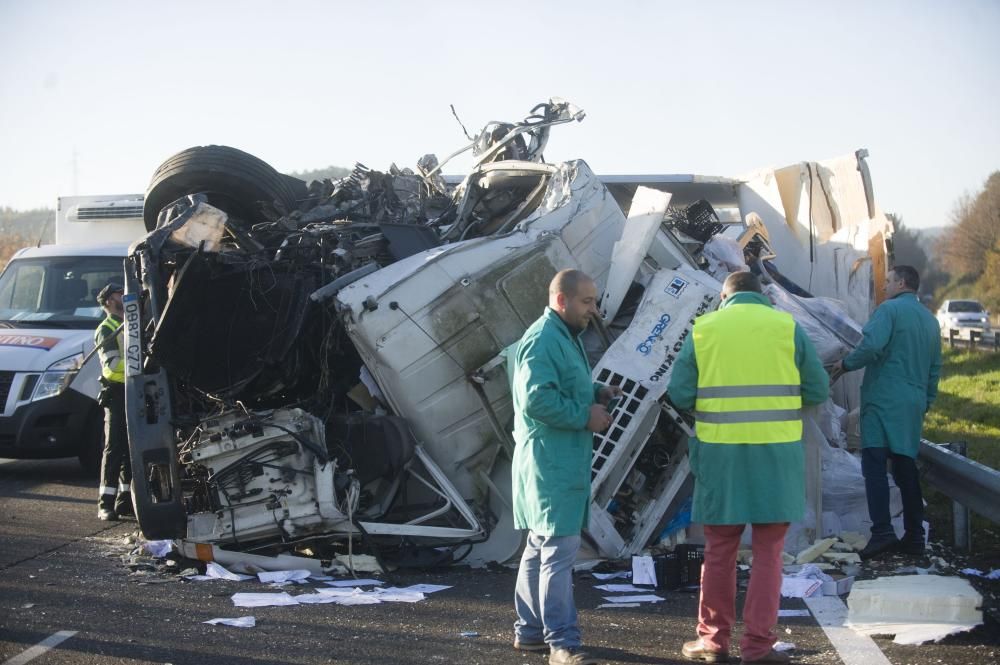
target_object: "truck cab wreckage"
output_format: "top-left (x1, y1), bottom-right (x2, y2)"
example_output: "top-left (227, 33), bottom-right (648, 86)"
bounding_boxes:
top-left (124, 99), bottom-right (891, 570)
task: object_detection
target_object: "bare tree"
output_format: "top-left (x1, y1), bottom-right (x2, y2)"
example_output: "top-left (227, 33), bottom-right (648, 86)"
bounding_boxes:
top-left (939, 172), bottom-right (1000, 277)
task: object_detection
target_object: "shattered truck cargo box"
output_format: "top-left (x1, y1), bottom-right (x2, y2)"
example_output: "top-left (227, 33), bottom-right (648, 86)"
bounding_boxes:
top-left (123, 98), bottom-right (894, 569)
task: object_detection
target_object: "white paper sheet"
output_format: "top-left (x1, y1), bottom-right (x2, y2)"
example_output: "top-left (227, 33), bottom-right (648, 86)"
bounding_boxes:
top-left (325, 578), bottom-right (384, 587)
top-left (597, 603), bottom-right (640, 608)
top-left (602, 594), bottom-right (664, 603)
top-left (778, 609), bottom-right (811, 617)
top-left (231, 592), bottom-right (299, 607)
top-left (293, 593), bottom-right (343, 604)
top-left (204, 616), bottom-right (256, 627)
top-left (592, 571), bottom-right (632, 580)
top-left (631, 555), bottom-right (657, 587)
top-left (257, 570), bottom-right (311, 583)
top-left (394, 584), bottom-right (452, 594)
top-left (188, 562), bottom-right (254, 582)
top-left (373, 589), bottom-right (425, 603)
top-left (595, 584), bottom-right (649, 593)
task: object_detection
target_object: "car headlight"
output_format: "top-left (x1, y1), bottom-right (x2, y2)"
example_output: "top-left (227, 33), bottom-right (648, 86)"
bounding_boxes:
top-left (32, 352), bottom-right (84, 401)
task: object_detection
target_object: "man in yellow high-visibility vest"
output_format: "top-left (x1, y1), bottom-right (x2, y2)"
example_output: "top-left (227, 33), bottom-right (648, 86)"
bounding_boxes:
top-left (668, 272), bottom-right (828, 664)
top-left (94, 283), bottom-right (131, 521)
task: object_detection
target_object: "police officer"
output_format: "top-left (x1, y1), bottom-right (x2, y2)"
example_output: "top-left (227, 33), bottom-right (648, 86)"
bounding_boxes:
top-left (94, 283), bottom-right (131, 521)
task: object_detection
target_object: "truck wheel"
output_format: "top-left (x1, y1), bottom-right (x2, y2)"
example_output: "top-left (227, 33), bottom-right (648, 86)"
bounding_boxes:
top-left (143, 145), bottom-right (303, 231)
top-left (78, 410), bottom-right (104, 477)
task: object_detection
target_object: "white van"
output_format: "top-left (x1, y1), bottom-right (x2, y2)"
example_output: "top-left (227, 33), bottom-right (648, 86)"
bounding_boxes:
top-left (0, 195), bottom-right (144, 470)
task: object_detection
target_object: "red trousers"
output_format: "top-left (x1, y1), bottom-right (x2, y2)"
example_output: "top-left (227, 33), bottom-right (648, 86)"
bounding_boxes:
top-left (697, 523), bottom-right (788, 660)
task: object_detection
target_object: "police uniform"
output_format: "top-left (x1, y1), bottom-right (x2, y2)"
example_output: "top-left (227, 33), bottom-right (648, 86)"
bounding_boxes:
top-left (95, 285), bottom-right (131, 520)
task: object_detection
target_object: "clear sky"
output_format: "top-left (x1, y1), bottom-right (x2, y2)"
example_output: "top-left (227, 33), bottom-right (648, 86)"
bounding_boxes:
top-left (1, 0), bottom-right (997, 230)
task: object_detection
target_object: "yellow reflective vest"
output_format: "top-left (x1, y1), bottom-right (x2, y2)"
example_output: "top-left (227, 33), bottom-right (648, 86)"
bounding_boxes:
top-left (94, 315), bottom-right (125, 384)
top-left (692, 303), bottom-right (802, 444)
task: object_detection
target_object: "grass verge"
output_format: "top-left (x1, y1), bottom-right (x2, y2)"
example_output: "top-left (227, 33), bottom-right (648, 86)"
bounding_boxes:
top-left (922, 347), bottom-right (1000, 555)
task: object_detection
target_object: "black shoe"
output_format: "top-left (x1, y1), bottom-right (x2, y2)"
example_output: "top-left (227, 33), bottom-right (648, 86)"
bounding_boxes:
top-left (859, 535), bottom-right (898, 560)
top-left (97, 507), bottom-right (118, 521)
top-left (897, 540), bottom-right (925, 555)
top-left (514, 638), bottom-right (548, 652)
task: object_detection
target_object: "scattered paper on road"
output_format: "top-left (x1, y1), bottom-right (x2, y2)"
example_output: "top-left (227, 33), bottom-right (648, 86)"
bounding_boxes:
top-left (325, 578), bottom-right (384, 587)
top-left (188, 561), bottom-right (254, 582)
top-left (598, 603), bottom-right (640, 608)
top-left (231, 592), bottom-right (299, 607)
top-left (593, 571), bottom-right (632, 580)
top-left (396, 584), bottom-right (452, 594)
top-left (961, 568), bottom-right (1000, 579)
top-left (204, 616), bottom-right (256, 628)
top-left (257, 569), bottom-right (311, 584)
top-left (778, 609), bottom-right (811, 617)
top-left (373, 588), bottom-right (425, 602)
top-left (595, 584), bottom-right (649, 593)
top-left (602, 594), bottom-right (664, 603)
top-left (293, 593), bottom-right (343, 604)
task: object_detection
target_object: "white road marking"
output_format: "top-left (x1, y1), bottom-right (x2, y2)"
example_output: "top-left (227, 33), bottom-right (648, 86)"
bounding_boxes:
top-left (805, 595), bottom-right (891, 665)
top-left (2, 631), bottom-right (77, 665)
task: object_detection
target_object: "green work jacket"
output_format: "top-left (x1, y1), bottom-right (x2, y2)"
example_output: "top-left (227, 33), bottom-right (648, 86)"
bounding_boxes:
top-left (842, 291), bottom-right (941, 458)
top-left (511, 308), bottom-right (599, 537)
top-left (667, 292), bottom-right (829, 525)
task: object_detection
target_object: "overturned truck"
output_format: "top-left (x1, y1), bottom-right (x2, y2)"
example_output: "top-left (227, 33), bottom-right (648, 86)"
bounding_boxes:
top-left (125, 99), bottom-right (891, 569)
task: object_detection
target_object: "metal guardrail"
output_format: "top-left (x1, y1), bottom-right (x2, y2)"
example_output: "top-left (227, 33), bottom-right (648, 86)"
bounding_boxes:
top-left (946, 328), bottom-right (1000, 350)
top-left (919, 439), bottom-right (1000, 529)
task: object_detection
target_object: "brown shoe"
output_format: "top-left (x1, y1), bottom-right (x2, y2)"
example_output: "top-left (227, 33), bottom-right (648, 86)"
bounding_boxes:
top-left (682, 639), bottom-right (729, 663)
top-left (741, 649), bottom-right (791, 663)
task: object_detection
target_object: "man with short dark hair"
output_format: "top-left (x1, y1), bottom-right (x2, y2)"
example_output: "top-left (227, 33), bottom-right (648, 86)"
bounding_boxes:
top-left (835, 265), bottom-right (941, 559)
top-left (669, 271), bottom-right (829, 664)
top-left (94, 283), bottom-right (131, 521)
top-left (510, 269), bottom-right (621, 665)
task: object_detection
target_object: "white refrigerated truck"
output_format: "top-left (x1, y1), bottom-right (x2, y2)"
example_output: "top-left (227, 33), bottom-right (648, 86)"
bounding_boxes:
top-left (0, 195), bottom-right (144, 470)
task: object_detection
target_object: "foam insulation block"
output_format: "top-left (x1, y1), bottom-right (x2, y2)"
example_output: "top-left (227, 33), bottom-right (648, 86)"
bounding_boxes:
top-left (846, 575), bottom-right (983, 645)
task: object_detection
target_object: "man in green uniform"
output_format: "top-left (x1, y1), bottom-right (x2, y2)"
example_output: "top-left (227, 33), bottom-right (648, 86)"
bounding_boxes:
top-left (94, 283), bottom-right (131, 521)
top-left (836, 265), bottom-right (941, 559)
top-left (668, 272), bottom-right (828, 664)
top-left (510, 269), bottom-right (621, 665)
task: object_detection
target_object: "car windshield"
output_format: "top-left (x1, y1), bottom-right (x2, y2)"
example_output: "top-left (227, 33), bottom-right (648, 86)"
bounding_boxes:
top-left (0, 255), bottom-right (124, 329)
top-left (948, 300), bottom-right (985, 313)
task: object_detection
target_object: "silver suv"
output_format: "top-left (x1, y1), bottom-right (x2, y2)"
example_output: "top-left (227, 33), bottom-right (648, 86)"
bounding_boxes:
top-left (936, 299), bottom-right (992, 338)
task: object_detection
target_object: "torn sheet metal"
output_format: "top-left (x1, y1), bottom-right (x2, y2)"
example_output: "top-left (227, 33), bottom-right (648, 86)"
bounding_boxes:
top-left (600, 186), bottom-right (672, 322)
top-left (124, 96), bottom-right (892, 569)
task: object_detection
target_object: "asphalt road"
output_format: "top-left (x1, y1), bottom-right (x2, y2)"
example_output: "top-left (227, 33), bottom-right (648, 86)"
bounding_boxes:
top-left (1, 457), bottom-right (998, 665)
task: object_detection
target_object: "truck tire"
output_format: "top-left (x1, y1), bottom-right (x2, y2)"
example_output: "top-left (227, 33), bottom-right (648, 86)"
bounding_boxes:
top-left (78, 409), bottom-right (104, 477)
top-left (143, 145), bottom-right (301, 231)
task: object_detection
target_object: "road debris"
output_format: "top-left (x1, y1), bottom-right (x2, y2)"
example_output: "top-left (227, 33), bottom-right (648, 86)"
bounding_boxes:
top-left (203, 616), bottom-right (256, 628)
top-left (119, 96), bottom-right (899, 575)
top-left (846, 575), bottom-right (984, 644)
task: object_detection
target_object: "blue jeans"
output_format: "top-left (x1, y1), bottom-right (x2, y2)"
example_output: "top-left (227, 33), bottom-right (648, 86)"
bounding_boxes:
top-left (861, 447), bottom-right (924, 543)
top-left (514, 532), bottom-right (581, 649)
